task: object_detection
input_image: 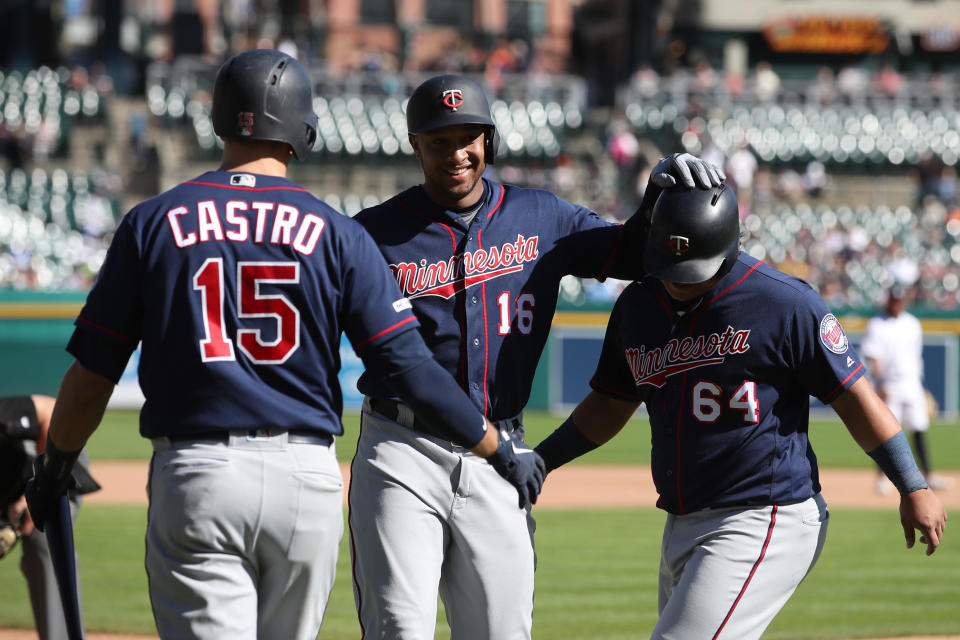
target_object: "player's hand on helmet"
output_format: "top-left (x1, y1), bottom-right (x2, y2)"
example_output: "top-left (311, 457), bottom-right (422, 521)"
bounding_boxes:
top-left (651, 152), bottom-right (725, 190)
top-left (24, 444), bottom-right (80, 533)
top-left (487, 430), bottom-right (546, 509)
top-left (899, 488), bottom-right (947, 556)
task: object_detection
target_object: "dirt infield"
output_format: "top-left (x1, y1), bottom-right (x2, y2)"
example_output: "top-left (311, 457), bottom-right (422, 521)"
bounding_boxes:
top-left (82, 460), bottom-right (960, 509)
top-left (3, 462), bottom-right (957, 640)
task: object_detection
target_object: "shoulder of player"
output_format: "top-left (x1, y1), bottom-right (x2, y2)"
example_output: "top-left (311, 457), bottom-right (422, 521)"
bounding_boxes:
top-left (501, 182), bottom-right (580, 210)
top-left (745, 256), bottom-right (818, 296)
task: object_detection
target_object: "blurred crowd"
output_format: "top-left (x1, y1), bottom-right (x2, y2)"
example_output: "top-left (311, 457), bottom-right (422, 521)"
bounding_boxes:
top-left (2, 50), bottom-right (960, 316)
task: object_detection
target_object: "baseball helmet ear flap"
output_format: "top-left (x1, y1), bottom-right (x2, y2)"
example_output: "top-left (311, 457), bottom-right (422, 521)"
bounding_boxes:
top-left (486, 127), bottom-right (500, 165)
top-left (643, 183), bottom-right (740, 284)
top-left (406, 74), bottom-right (499, 164)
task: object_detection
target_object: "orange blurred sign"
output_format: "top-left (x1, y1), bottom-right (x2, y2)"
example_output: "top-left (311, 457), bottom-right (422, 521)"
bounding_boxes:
top-left (763, 16), bottom-right (889, 54)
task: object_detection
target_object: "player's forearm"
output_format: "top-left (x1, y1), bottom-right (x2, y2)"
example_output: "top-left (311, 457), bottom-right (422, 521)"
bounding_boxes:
top-left (830, 377), bottom-right (902, 452)
top-left (30, 395), bottom-right (55, 454)
top-left (380, 356), bottom-right (489, 450)
top-left (570, 391), bottom-right (639, 444)
top-left (47, 360), bottom-right (115, 452)
top-left (536, 391), bottom-right (638, 472)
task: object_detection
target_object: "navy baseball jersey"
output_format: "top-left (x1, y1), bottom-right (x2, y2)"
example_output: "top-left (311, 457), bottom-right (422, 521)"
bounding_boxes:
top-left (69, 171), bottom-right (419, 439)
top-left (354, 178), bottom-right (635, 419)
top-left (591, 253), bottom-right (865, 513)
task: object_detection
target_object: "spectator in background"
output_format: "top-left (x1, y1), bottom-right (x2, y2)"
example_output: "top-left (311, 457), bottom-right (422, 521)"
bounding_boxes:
top-left (752, 60), bottom-right (781, 102)
top-left (860, 286), bottom-right (952, 493)
top-left (803, 160), bottom-right (830, 198)
top-left (726, 141), bottom-right (757, 212)
top-left (837, 65), bottom-right (869, 103)
top-left (808, 66), bottom-right (838, 105)
top-left (606, 117), bottom-right (640, 215)
top-left (630, 65), bottom-right (661, 100)
top-left (873, 63), bottom-right (904, 100)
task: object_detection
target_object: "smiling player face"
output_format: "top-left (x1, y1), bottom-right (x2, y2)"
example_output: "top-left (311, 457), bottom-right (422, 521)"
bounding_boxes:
top-left (411, 124), bottom-right (488, 210)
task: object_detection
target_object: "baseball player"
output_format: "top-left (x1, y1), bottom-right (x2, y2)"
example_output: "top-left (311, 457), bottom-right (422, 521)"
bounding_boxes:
top-left (24, 50), bottom-right (545, 640)
top-left (534, 184), bottom-right (947, 639)
top-left (1, 395), bottom-right (98, 640)
top-left (861, 285), bottom-right (951, 492)
top-left (348, 72), bottom-right (725, 639)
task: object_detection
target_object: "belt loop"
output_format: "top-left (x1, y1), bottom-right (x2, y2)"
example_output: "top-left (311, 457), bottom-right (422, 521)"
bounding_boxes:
top-left (396, 403), bottom-right (416, 429)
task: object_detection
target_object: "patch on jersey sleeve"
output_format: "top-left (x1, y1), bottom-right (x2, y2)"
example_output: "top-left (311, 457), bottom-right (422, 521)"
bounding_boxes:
top-left (392, 298), bottom-right (412, 312)
top-left (230, 173), bottom-right (256, 187)
top-left (819, 314), bottom-right (849, 354)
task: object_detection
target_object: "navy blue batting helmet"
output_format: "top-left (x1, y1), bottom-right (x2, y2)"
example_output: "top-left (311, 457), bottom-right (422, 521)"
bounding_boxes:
top-left (406, 74), bottom-right (499, 164)
top-left (644, 184), bottom-right (741, 284)
top-left (212, 49), bottom-right (318, 161)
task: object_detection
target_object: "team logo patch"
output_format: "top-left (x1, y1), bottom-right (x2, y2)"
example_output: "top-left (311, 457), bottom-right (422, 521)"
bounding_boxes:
top-left (668, 234), bottom-right (690, 256)
top-left (230, 173), bottom-right (256, 187)
top-left (819, 314), bottom-right (849, 354)
top-left (392, 298), bottom-right (412, 312)
top-left (442, 89), bottom-right (464, 111)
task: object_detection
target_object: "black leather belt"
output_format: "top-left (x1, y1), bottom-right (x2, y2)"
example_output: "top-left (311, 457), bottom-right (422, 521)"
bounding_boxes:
top-left (165, 429), bottom-right (333, 446)
top-left (368, 397), bottom-right (434, 434)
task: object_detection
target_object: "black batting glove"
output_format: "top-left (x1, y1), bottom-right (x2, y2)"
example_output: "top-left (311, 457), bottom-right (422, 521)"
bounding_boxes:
top-left (651, 152), bottom-right (725, 189)
top-left (487, 430), bottom-right (546, 509)
top-left (24, 440), bottom-right (80, 533)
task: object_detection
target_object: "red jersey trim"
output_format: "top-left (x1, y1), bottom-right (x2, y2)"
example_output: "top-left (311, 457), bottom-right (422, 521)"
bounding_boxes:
top-left (703, 260), bottom-right (762, 308)
top-left (354, 316), bottom-right (417, 349)
top-left (394, 196), bottom-right (458, 252)
top-left (478, 227), bottom-right (491, 414)
top-left (76, 317), bottom-right (137, 344)
top-left (822, 363), bottom-right (864, 402)
top-left (596, 224), bottom-right (625, 282)
top-left (485, 183), bottom-right (506, 219)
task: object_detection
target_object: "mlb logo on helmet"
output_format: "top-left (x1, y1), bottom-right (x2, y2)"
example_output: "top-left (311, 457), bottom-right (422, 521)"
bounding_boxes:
top-left (442, 89), bottom-right (464, 111)
top-left (237, 111), bottom-right (254, 136)
top-left (668, 234), bottom-right (690, 256)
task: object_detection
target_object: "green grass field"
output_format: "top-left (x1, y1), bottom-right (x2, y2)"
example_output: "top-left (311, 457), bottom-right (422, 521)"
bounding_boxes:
top-left (0, 506), bottom-right (956, 639)
top-left (2, 409), bottom-right (957, 638)
top-left (87, 408), bottom-right (960, 470)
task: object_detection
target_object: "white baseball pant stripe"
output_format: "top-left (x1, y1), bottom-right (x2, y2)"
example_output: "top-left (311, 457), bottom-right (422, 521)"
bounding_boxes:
top-left (653, 494), bottom-right (829, 640)
top-left (348, 403), bottom-right (536, 640)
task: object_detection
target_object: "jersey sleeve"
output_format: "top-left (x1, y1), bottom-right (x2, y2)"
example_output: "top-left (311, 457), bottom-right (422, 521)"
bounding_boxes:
top-left (339, 224), bottom-right (420, 355)
top-left (790, 289), bottom-right (865, 403)
top-left (69, 215), bottom-right (142, 379)
top-left (552, 198), bottom-right (628, 280)
top-left (589, 291), bottom-right (646, 402)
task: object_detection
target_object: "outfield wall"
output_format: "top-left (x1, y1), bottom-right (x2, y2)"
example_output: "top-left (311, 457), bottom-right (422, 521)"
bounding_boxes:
top-left (2, 296), bottom-right (957, 420)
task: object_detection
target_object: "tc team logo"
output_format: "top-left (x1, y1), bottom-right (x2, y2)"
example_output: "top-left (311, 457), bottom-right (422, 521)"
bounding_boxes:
top-left (442, 89), bottom-right (464, 111)
top-left (668, 234), bottom-right (690, 255)
top-left (819, 313), bottom-right (849, 354)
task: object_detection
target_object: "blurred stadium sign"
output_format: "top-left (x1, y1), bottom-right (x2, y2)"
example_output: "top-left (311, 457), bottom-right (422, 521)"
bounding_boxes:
top-left (763, 16), bottom-right (889, 54)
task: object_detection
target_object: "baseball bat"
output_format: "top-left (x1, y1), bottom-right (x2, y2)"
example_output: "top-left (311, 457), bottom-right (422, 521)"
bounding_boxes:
top-left (45, 494), bottom-right (85, 640)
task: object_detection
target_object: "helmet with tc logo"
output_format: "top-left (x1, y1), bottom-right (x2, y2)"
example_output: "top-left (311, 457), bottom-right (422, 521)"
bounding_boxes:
top-left (405, 74), bottom-right (500, 164)
top-left (643, 184), bottom-right (740, 284)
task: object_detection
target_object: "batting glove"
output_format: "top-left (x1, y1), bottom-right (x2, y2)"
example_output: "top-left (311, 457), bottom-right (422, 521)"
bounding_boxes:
top-left (651, 152), bottom-right (725, 189)
top-left (487, 430), bottom-right (547, 509)
top-left (24, 441), bottom-right (80, 533)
